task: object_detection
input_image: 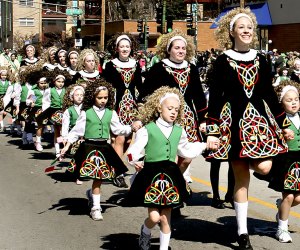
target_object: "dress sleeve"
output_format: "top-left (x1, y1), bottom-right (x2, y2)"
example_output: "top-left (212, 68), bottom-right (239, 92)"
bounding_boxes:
top-left (206, 56), bottom-right (226, 136)
top-left (67, 111), bottom-right (86, 143)
top-left (61, 109), bottom-right (70, 139)
top-left (177, 129), bottom-right (206, 159)
top-left (110, 110), bottom-right (132, 136)
top-left (42, 88), bottom-right (51, 111)
top-left (126, 127), bottom-right (148, 165)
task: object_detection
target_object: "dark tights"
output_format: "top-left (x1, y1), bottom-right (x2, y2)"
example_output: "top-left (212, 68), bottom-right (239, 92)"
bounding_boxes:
top-left (210, 161), bottom-right (235, 201)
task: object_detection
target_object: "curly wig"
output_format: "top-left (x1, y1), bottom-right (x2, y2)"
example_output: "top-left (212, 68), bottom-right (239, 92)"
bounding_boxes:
top-left (76, 49), bottom-right (99, 71)
top-left (155, 29), bottom-right (195, 62)
top-left (136, 86), bottom-right (185, 125)
top-left (19, 44), bottom-right (40, 58)
top-left (82, 78), bottom-right (115, 111)
top-left (45, 67), bottom-right (72, 87)
top-left (19, 65), bottom-right (43, 85)
top-left (42, 46), bottom-right (58, 64)
top-left (26, 67), bottom-right (48, 86)
top-left (106, 32), bottom-right (139, 58)
top-left (274, 79), bottom-right (300, 103)
top-left (215, 7), bottom-right (259, 50)
top-left (62, 84), bottom-right (84, 111)
top-left (54, 48), bottom-right (68, 65)
top-left (0, 66), bottom-right (12, 82)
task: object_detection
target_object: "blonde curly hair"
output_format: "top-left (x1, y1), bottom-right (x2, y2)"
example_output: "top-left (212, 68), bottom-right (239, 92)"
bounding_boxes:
top-left (76, 49), bottom-right (99, 71)
top-left (155, 29), bottom-right (195, 62)
top-left (274, 79), bottom-right (300, 103)
top-left (136, 86), bottom-right (185, 125)
top-left (215, 7), bottom-right (259, 49)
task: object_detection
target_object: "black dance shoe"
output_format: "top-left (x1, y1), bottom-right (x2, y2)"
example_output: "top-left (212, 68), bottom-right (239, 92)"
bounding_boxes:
top-left (237, 234), bottom-right (253, 250)
top-left (211, 198), bottom-right (225, 209)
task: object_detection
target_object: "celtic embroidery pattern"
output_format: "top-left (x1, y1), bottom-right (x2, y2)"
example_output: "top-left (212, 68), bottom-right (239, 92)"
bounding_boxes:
top-left (284, 162), bottom-right (300, 191)
top-left (164, 65), bottom-right (190, 94)
top-left (239, 103), bottom-right (285, 158)
top-left (115, 66), bottom-right (136, 88)
top-left (144, 173), bottom-right (180, 206)
top-left (67, 159), bottom-right (76, 173)
top-left (228, 57), bottom-right (259, 98)
top-left (118, 89), bottom-right (138, 125)
top-left (181, 103), bottom-right (199, 142)
top-left (80, 149), bottom-right (116, 180)
top-left (51, 110), bottom-right (63, 125)
top-left (208, 102), bottom-right (232, 160)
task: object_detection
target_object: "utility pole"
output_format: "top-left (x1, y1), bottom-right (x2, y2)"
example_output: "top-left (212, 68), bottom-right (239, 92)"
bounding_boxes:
top-left (193, 1), bottom-right (198, 50)
top-left (162, 0), bottom-right (166, 34)
top-left (240, 0), bottom-right (245, 8)
top-left (100, 0), bottom-right (105, 51)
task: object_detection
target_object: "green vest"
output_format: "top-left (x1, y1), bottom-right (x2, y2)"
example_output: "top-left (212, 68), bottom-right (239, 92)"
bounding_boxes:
top-left (84, 108), bottom-right (113, 140)
top-left (144, 122), bottom-right (182, 163)
top-left (50, 88), bottom-right (65, 108)
top-left (32, 87), bottom-right (44, 107)
top-left (21, 85), bottom-right (29, 102)
top-left (0, 80), bottom-right (9, 95)
top-left (287, 116), bottom-right (300, 151)
top-left (68, 106), bottom-right (79, 129)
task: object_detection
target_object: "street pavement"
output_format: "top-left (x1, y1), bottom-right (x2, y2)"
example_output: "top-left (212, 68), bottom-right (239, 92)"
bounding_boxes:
top-left (0, 124), bottom-right (300, 249)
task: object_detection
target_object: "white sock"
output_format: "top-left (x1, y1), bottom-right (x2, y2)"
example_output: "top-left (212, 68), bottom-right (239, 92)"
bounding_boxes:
top-left (55, 143), bottom-right (60, 154)
top-left (0, 120), bottom-right (3, 127)
top-left (36, 136), bottom-right (41, 143)
top-left (92, 194), bottom-right (101, 209)
top-left (234, 201), bottom-right (248, 235)
top-left (142, 223), bottom-right (151, 235)
top-left (159, 231), bottom-right (171, 250)
top-left (278, 218), bottom-right (288, 231)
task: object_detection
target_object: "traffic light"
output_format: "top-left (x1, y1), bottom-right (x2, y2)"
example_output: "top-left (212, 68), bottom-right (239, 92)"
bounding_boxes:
top-left (156, 5), bottom-right (163, 25)
top-left (137, 19), bottom-right (143, 32)
top-left (145, 25), bottom-right (149, 37)
top-left (138, 32), bottom-right (144, 44)
top-left (76, 19), bottom-right (81, 32)
top-left (186, 13), bottom-right (193, 29)
top-left (187, 28), bottom-right (196, 36)
top-left (166, 15), bottom-right (173, 33)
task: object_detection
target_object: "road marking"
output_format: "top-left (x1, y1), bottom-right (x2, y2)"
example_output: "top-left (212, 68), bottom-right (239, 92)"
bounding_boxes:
top-left (191, 176), bottom-right (300, 219)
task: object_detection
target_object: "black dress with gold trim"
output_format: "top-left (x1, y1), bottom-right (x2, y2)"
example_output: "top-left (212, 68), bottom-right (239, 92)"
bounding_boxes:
top-left (206, 49), bottom-right (289, 161)
top-left (269, 113), bottom-right (300, 193)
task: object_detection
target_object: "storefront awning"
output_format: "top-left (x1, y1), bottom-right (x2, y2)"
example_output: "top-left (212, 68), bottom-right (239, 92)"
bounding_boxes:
top-left (210, 3), bottom-right (272, 29)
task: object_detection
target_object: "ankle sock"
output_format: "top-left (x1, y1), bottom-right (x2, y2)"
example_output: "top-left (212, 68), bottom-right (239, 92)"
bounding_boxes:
top-left (159, 231), bottom-right (171, 250)
top-left (234, 201), bottom-right (248, 235)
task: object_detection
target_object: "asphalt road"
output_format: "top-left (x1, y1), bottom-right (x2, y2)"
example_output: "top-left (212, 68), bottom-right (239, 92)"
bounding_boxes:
top-left (1, 124), bottom-right (300, 250)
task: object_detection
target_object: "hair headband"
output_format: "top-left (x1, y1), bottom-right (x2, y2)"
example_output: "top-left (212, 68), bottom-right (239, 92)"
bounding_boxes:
top-left (229, 13), bottom-right (253, 31)
top-left (55, 75), bottom-right (65, 81)
top-left (159, 93), bottom-right (180, 104)
top-left (167, 36), bottom-right (187, 50)
top-left (280, 85), bottom-right (299, 101)
top-left (0, 69), bottom-right (8, 74)
top-left (49, 47), bottom-right (57, 54)
top-left (68, 51), bottom-right (79, 58)
top-left (58, 49), bottom-right (67, 55)
top-left (69, 85), bottom-right (85, 99)
top-left (96, 86), bottom-right (107, 92)
top-left (26, 45), bottom-right (35, 51)
top-left (38, 77), bottom-right (47, 82)
top-left (115, 35), bottom-right (131, 46)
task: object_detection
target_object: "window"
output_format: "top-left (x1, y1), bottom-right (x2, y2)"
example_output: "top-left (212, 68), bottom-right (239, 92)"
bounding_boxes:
top-left (19, 0), bottom-right (34, 7)
top-left (19, 18), bottom-right (34, 26)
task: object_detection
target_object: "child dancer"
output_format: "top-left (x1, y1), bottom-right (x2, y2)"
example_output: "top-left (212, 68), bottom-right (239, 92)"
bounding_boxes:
top-left (268, 80), bottom-right (300, 243)
top-left (61, 84), bottom-right (85, 184)
top-left (126, 86), bottom-right (206, 250)
top-left (37, 69), bottom-right (69, 157)
top-left (0, 68), bottom-right (11, 131)
top-left (26, 71), bottom-right (49, 152)
top-left (60, 79), bottom-right (132, 221)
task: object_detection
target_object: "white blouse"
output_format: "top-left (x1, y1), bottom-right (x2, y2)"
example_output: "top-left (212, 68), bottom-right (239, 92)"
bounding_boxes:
top-left (61, 104), bottom-right (82, 139)
top-left (127, 117), bottom-right (206, 165)
top-left (67, 105), bottom-right (132, 143)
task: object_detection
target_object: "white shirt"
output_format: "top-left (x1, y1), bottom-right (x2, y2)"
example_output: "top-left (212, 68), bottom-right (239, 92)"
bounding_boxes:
top-left (127, 117), bottom-right (206, 164)
top-left (288, 112), bottom-right (300, 129)
top-left (61, 104), bottom-right (82, 139)
top-left (67, 105), bottom-right (132, 144)
top-left (42, 87), bottom-right (64, 111)
top-left (26, 87), bottom-right (47, 106)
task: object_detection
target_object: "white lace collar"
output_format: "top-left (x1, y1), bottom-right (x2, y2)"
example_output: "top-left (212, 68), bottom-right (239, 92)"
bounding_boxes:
top-left (24, 57), bottom-right (38, 64)
top-left (79, 70), bottom-right (100, 78)
top-left (56, 64), bottom-right (69, 71)
top-left (111, 58), bottom-right (136, 68)
top-left (68, 68), bottom-right (77, 76)
top-left (287, 112), bottom-right (300, 129)
top-left (224, 49), bottom-right (257, 62)
top-left (293, 69), bottom-right (300, 74)
top-left (162, 59), bottom-right (188, 69)
top-left (43, 63), bottom-right (57, 70)
top-left (156, 117), bottom-right (173, 128)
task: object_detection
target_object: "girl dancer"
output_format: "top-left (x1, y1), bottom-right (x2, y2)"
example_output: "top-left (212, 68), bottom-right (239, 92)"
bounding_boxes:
top-left (60, 79), bottom-right (132, 220)
top-left (126, 86), bottom-right (206, 250)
